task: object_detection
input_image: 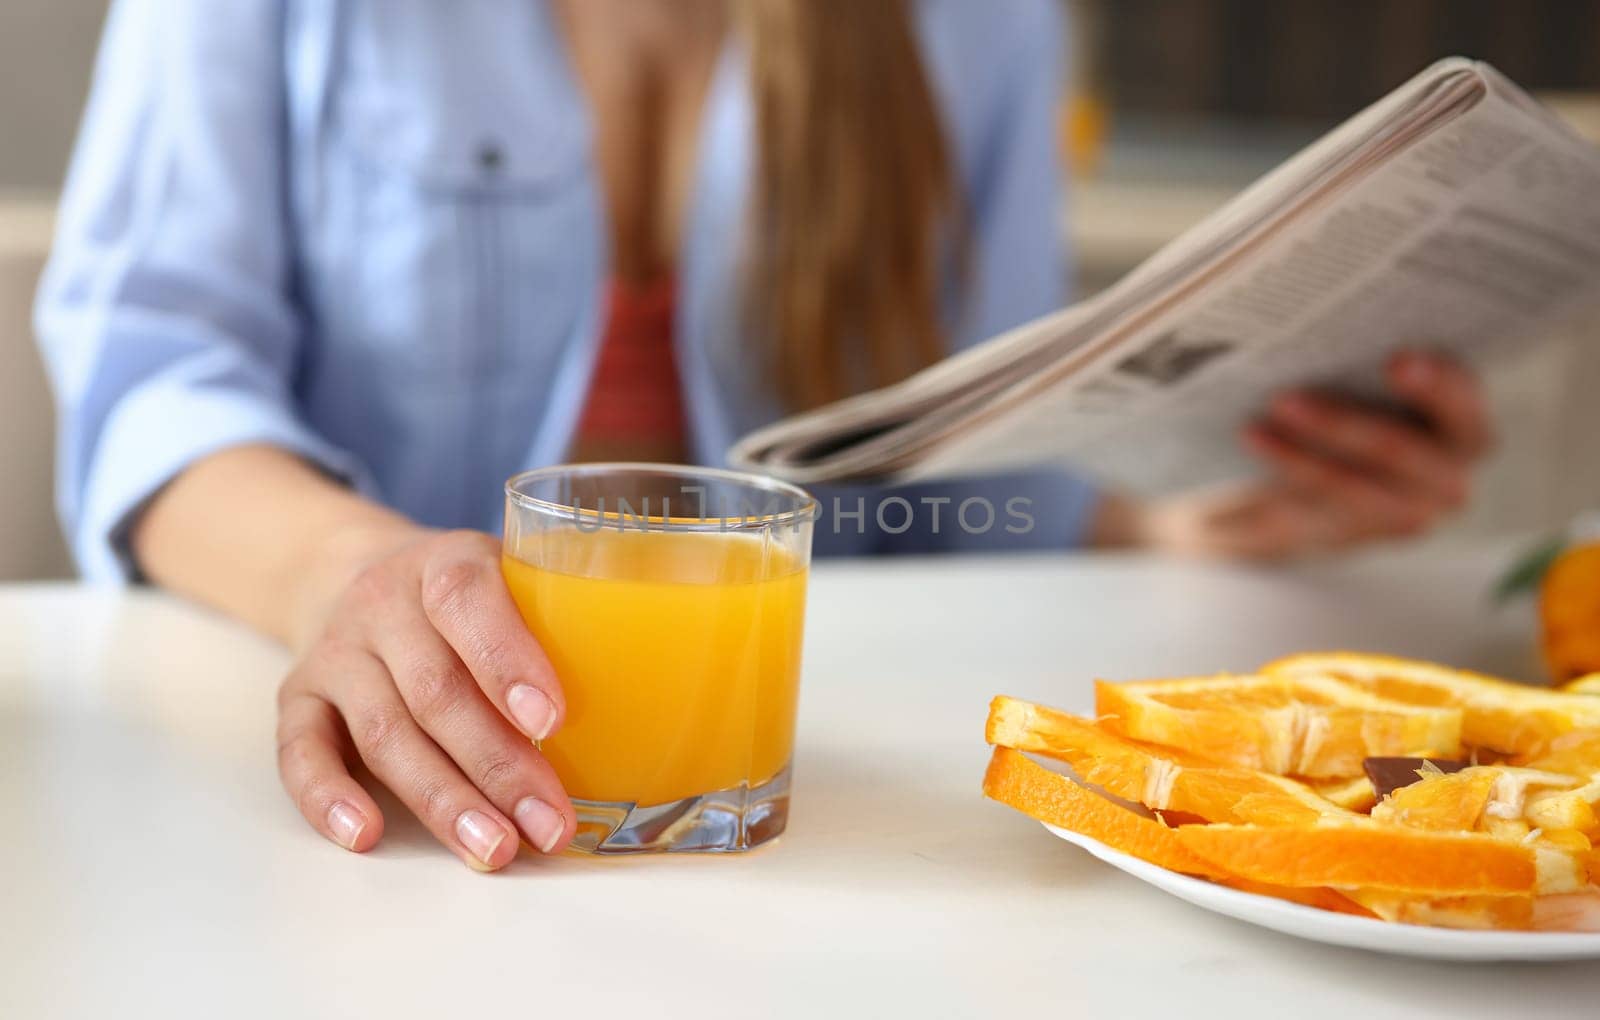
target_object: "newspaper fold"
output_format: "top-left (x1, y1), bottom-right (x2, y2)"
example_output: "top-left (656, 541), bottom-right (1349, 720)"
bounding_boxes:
top-left (729, 59), bottom-right (1600, 494)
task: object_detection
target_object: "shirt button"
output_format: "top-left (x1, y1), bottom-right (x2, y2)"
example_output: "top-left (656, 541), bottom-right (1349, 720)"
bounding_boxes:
top-left (477, 142), bottom-right (505, 176)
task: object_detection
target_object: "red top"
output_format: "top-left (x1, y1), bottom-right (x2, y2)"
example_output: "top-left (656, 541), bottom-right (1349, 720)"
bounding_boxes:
top-left (571, 276), bottom-right (689, 464)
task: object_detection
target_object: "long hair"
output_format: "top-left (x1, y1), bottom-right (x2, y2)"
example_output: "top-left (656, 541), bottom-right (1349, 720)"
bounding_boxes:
top-left (738, 0), bottom-right (961, 410)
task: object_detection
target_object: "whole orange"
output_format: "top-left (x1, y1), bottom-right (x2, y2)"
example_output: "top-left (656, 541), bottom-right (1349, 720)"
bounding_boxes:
top-left (1540, 542), bottom-right (1600, 682)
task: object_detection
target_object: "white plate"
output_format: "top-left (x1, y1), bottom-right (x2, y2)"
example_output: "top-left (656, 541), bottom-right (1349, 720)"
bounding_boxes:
top-left (1044, 822), bottom-right (1600, 961)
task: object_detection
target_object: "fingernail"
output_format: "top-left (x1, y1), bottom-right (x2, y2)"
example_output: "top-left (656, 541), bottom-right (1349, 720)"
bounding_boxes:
top-left (455, 810), bottom-right (510, 868)
top-left (327, 801), bottom-right (367, 851)
top-left (508, 684), bottom-right (558, 741)
top-left (514, 796), bottom-right (567, 855)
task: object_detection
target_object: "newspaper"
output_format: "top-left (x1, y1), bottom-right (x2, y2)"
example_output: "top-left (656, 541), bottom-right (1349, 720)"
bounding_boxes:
top-left (728, 59), bottom-right (1600, 495)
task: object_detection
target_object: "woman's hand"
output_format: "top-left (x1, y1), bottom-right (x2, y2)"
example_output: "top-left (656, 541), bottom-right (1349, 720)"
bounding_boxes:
top-left (275, 528), bottom-right (576, 870)
top-left (1127, 351), bottom-right (1494, 559)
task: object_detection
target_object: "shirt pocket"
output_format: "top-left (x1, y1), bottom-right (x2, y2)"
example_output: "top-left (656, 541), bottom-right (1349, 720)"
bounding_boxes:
top-left (316, 21), bottom-right (599, 388)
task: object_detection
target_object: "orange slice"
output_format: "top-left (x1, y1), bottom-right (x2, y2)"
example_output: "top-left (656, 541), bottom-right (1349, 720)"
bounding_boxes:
top-left (1371, 766), bottom-right (1499, 831)
top-left (986, 696), bottom-right (1349, 826)
top-left (1095, 673), bottom-right (1461, 778)
top-left (1363, 890), bottom-right (1600, 932)
top-left (1533, 846), bottom-right (1589, 895)
top-left (1357, 890), bottom-right (1600, 932)
top-left (1174, 822), bottom-right (1536, 894)
top-left (1366, 763), bottom-right (1589, 835)
top-left (1533, 893), bottom-right (1600, 932)
top-left (1516, 728), bottom-right (1600, 775)
top-left (1265, 652), bottom-right (1600, 755)
top-left (1532, 829), bottom-right (1594, 852)
top-left (1308, 775), bottom-right (1377, 813)
top-left (987, 695), bottom-right (1218, 768)
top-left (1485, 817), bottom-right (1532, 842)
top-left (1563, 675), bottom-right (1600, 696)
top-left (1347, 889), bottom-right (1537, 930)
top-left (981, 746), bottom-right (1226, 878)
top-left (981, 747), bottom-right (1369, 912)
top-left (1524, 778), bottom-right (1600, 835)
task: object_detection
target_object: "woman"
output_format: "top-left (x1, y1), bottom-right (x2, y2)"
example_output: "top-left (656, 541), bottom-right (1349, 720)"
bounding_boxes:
top-left (36, 0), bottom-right (1490, 870)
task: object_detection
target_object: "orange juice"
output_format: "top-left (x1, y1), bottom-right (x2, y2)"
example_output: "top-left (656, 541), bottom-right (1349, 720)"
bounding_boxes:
top-left (501, 527), bottom-right (807, 806)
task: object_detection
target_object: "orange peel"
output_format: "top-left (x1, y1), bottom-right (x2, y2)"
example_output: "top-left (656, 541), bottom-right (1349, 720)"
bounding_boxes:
top-left (1174, 821), bottom-right (1536, 894)
top-left (1266, 651), bottom-right (1600, 755)
top-left (988, 695), bottom-right (1352, 826)
top-left (1095, 673), bottom-right (1461, 778)
top-left (981, 747), bottom-right (1370, 912)
top-left (982, 746), bottom-right (1226, 879)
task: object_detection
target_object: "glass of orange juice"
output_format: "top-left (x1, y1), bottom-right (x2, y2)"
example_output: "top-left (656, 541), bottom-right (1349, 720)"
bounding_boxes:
top-left (501, 464), bottom-right (816, 854)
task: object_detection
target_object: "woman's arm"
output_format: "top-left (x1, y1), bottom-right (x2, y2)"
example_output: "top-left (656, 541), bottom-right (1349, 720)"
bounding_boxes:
top-left (130, 445), bottom-right (417, 649)
top-left (40, 0), bottom-right (575, 870)
top-left (132, 444), bottom-right (579, 870)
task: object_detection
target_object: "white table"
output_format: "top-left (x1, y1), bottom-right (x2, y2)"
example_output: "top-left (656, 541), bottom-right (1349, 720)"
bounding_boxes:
top-left (4, 544), bottom-right (1597, 1019)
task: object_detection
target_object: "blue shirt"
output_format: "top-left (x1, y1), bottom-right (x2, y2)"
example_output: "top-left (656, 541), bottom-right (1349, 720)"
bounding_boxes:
top-left (36, 0), bottom-right (1097, 580)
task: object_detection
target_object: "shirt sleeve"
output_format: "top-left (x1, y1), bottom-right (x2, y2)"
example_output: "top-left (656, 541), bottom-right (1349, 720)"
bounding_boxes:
top-left (34, 0), bottom-right (372, 582)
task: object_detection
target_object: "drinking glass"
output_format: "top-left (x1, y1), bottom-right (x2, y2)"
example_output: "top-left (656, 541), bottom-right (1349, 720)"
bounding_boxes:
top-left (502, 464), bottom-right (816, 853)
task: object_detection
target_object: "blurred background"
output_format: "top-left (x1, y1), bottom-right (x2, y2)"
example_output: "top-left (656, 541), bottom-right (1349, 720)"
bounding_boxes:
top-left (1, 0), bottom-right (105, 580)
top-left (3, 0), bottom-right (1599, 580)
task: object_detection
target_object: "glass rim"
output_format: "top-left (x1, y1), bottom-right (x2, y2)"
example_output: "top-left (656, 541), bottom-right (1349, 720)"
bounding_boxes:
top-left (504, 462), bottom-right (820, 532)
